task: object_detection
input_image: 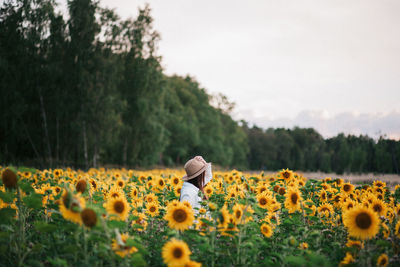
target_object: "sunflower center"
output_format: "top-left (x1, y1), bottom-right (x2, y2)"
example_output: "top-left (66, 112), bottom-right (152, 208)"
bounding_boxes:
top-left (259, 198), bottom-right (267, 205)
top-left (173, 247), bottom-right (183, 259)
top-left (291, 193), bottom-right (298, 204)
top-left (373, 204), bottom-right (382, 213)
top-left (343, 184), bottom-right (351, 192)
top-left (321, 207), bottom-right (329, 212)
top-left (278, 187), bottom-right (286, 195)
top-left (76, 180), bottom-right (87, 193)
top-left (262, 226), bottom-right (269, 233)
top-left (260, 187), bottom-right (266, 193)
top-left (118, 182), bottom-right (123, 186)
top-left (235, 210), bottom-right (241, 219)
top-left (150, 206), bottom-right (156, 212)
top-left (173, 209), bottom-right (187, 223)
top-left (283, 171), bottom-right (290, 179)
top-left (355, 212), bottom-right (372, 229)
top-left (81, 208), bottom-right (97, 227)
top-left (114, 201), bottom-right (125, 213)
top-left (112, 193), bottom-right (119, 198)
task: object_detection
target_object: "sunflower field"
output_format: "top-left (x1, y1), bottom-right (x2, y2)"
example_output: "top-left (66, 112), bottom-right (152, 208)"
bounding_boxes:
top-left (1, 166), bottom-right (400, 267)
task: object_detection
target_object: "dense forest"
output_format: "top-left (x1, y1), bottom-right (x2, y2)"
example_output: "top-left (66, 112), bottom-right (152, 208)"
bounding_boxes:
top-left (1, 0), bottom-right (399, 174)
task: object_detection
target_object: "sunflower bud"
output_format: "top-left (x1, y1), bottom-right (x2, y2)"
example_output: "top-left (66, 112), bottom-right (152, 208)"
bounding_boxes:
top-left (2, 168), bottom-right (18, 189)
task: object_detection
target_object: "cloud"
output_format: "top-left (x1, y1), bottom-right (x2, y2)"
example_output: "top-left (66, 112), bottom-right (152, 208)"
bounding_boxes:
top-left (234, 109), bottom-right (400, 140)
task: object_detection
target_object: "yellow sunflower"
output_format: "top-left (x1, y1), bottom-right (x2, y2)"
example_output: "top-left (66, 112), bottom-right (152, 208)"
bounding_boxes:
top-left (171, 176), bottom-right (181, 187)
top-left (174, 186), bottom-right (182, 197)
top-left (342, 200), bottom-right (356, 213)
top-left (112, 233), bottom-right (138, 258)
top-left (164, 202), bottom-right (194, 231)
top-left (343, 205), bottom-right (380, 240)
top-left (318, 203), bottom-right (334, 217)
top-left (59, 190), bottom-right (85, 225)
top-left (342, 183), bottom-right (355, 194)
top-left (204, 185), bottom-right (213, 197)
top-left (184, 260), bottom-right (202, 267)
top-left (218, 206), bottom-right (230, 228)
top-left (145, 192), bottom-right (158, 203)
top-left (284, 189), bottom-right (302, 213)
top-left (260, 223), bottom-right (273, 238)
top-left (371, 198), bottom-right (387, 217)
top-left (131, 212), bottom-right (148, 232)
top-left (345, 240), bottom-right (363, 249)
top-left (395, 220), bottom-right (400, 238)
top-left (257, 192), bottom-right (272, 209)
top-left (318, 189), bottom-right (328, 203)
top-left (162, 238), bottom-right (191, 267)
top-left (146, 202), bottom-right (160, 217)
top-left (156, 177), bottom-right (166, 190)
top-left (105, 196), bottom-right (130, 221)
top-left (339, 252), bottom-right (355, 266)
top-left (107, 186), bottom-right (123, 199)
top-left (279, 168), bottom-right (293, 182)
top-left (232, 203), bottom-right (244, 224)
top-left (130, 186), bottom-right (139, 199)
top-left (376, 253), bottom-right (389, 267)
top-left (115, 178), bottom-right (125, 189)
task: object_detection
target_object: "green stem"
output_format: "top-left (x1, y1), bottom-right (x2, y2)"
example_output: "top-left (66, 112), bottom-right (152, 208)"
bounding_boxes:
top-left (237, 227), bottom-right (242, 265)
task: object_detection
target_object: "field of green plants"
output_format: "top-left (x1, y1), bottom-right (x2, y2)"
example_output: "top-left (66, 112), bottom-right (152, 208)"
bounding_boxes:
top-left (1, 166), bottom-right (399, 266)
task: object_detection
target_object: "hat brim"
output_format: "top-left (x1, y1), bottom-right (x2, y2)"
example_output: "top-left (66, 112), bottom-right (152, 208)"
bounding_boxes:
top-left (182, 164), bottom-right (208, 181)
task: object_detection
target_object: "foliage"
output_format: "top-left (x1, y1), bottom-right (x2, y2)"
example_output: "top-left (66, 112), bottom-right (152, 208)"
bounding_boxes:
top-left (0, 166), bottom-right (399, 266)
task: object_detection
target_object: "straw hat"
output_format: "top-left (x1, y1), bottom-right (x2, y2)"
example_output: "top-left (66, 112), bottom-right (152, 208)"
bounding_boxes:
top-left (182, 156), bottom-right (209, 181)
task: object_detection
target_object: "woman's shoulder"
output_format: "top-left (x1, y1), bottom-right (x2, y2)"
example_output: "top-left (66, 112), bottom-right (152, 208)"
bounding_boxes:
top-left (181, 181), bottom-right (198, 192)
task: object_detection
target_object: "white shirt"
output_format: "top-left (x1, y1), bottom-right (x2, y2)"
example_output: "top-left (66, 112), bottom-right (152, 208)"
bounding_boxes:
top-left (180, 182), bottom-right (202, 214)
top-left (180, 163), bottom-right (212, 215)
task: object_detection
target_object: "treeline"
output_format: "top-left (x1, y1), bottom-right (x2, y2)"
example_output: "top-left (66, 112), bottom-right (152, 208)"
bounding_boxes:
top-left (1, 0), bottom-right (399, 174)
top-left (0, 0), bottom-right (248, 169)
top-left (246, 126), bottom-right (400, 174)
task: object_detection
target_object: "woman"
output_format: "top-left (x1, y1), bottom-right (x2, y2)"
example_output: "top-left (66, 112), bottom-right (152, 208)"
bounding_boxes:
top-left (180, 156), bottom-right (212, 215)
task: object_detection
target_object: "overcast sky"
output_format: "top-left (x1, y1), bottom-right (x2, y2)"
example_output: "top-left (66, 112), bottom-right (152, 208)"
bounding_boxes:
top-left (63, 0), bottom-right (400, 139)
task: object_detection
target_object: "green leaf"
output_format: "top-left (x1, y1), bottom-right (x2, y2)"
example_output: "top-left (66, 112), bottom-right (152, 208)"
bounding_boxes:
top-left (130, 253), bottom-right (146, 267)
top-left (125, 238), bottom-right (136, 247)
top-left (376, 239), bottom-right (391, 248)
top-left (308, 216), bottom-right (319, 222)
top-left (285, 255), bottom-right (307, 266)
top-left (62, 244), bottom-right (79, 253)
top-left (34, 221), bottom-right (57, 233)
top-left (19, 180), bottom-right (34, 193)
top-left (0, 208), bottom-right (16, 224)
top-left (23, 193), bottom-right (42, 209)
top-left (107, 220), bottom-right (127, 229)
top-left (200, 218), bottom-right (213, 226)
top-left (46, 257), bottom-right (68, 267)
top-left (0, 191), bottom-right (15, 203)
